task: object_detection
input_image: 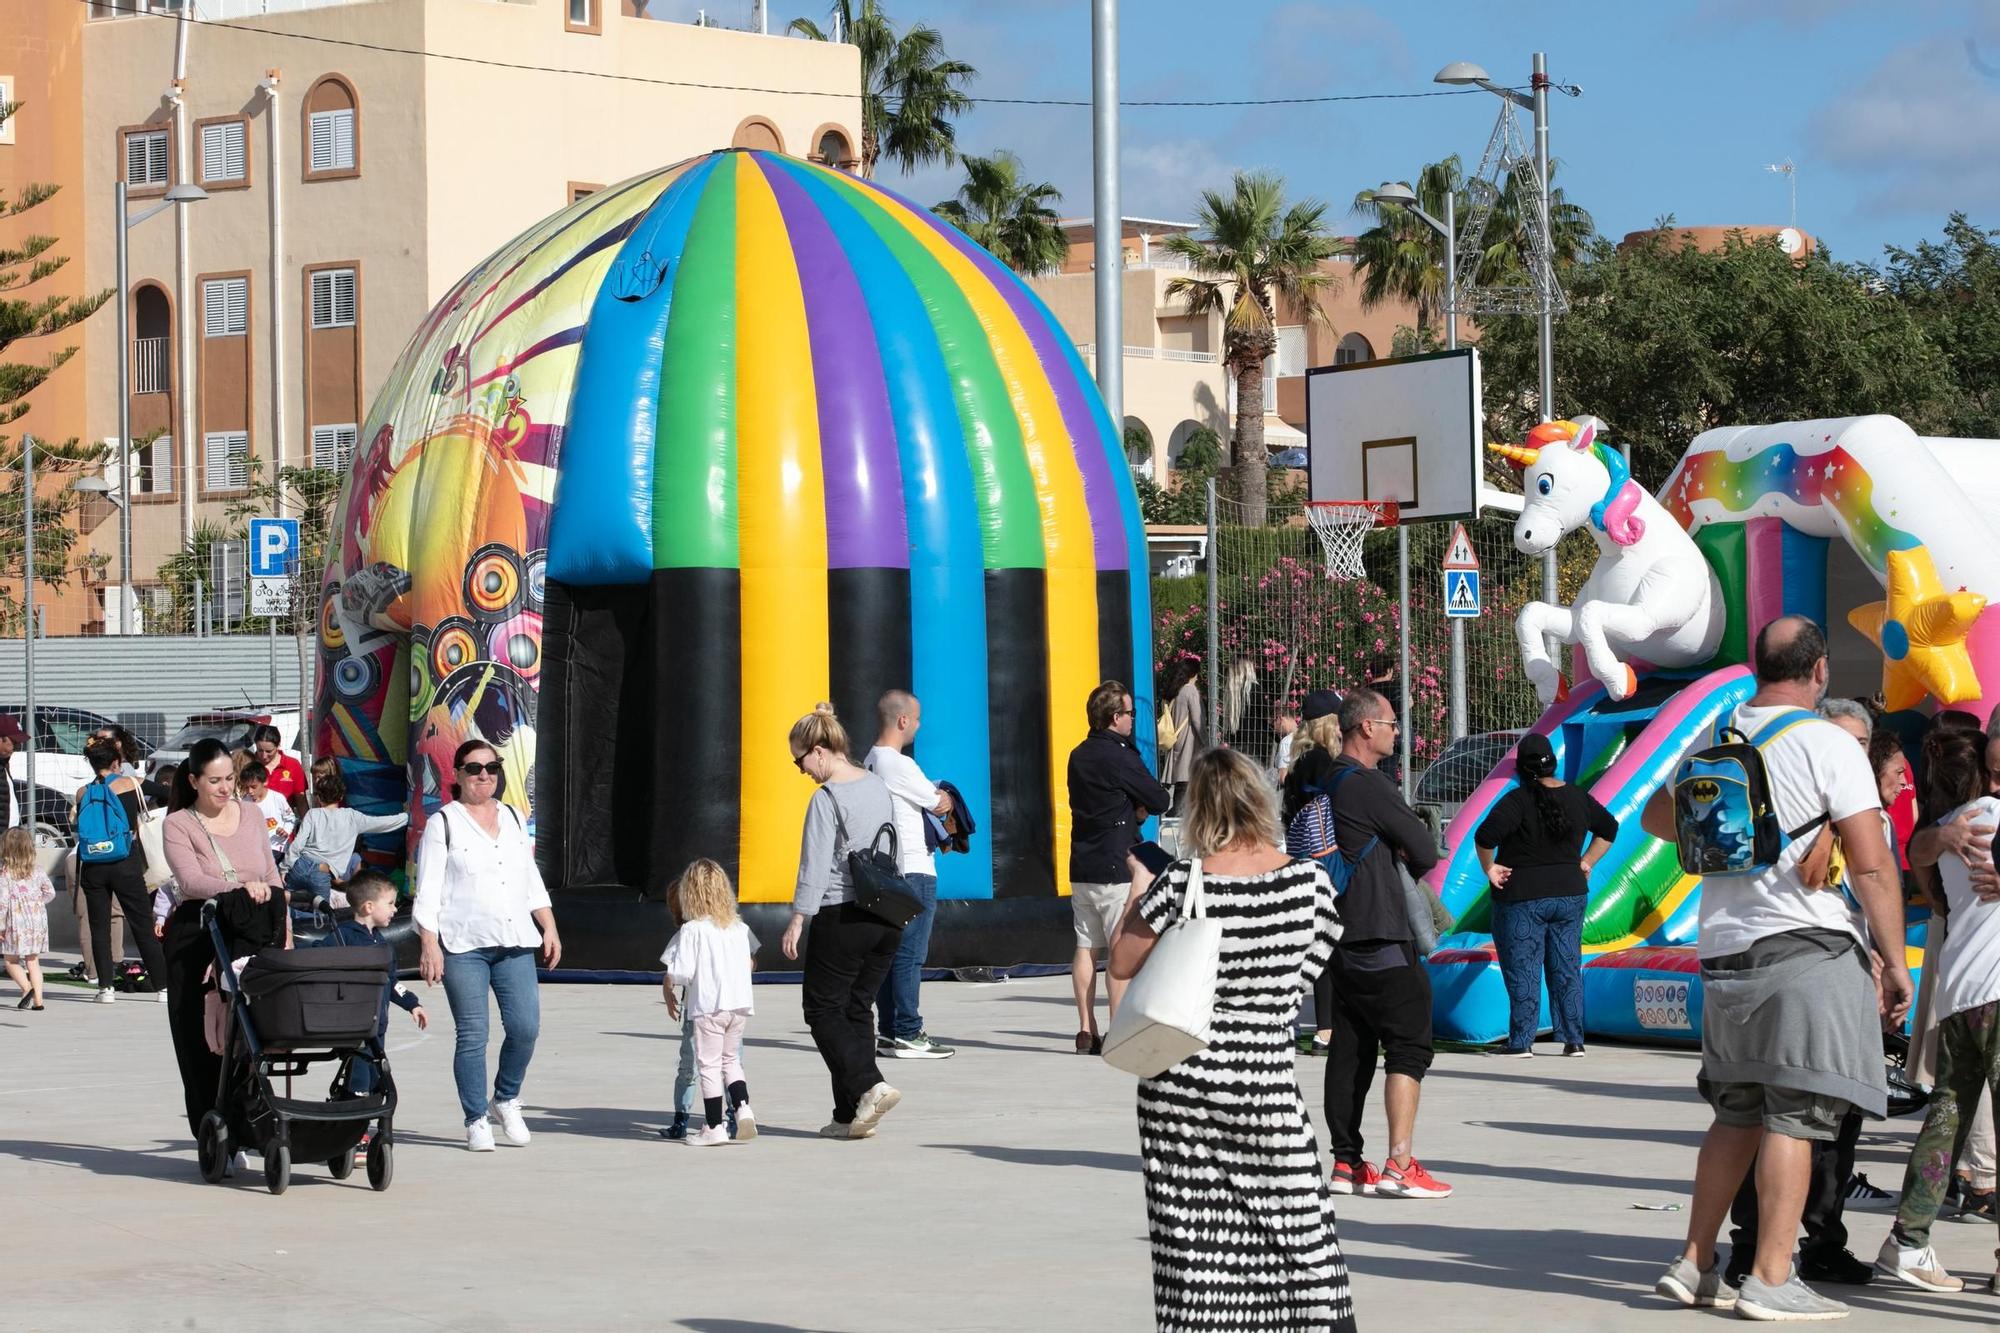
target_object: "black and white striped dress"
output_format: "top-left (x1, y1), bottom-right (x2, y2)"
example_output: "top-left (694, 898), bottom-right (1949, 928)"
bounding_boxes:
top-left (1135, 857), bottom-right (1352, 1332)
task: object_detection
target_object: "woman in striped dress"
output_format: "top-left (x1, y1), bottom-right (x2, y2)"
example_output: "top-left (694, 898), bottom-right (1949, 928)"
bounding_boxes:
top-left (1111, 747), bottom-right (1353, 1331)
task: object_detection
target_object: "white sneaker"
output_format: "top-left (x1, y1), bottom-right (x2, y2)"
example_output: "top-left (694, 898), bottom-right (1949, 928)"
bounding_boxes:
top-left (489, 1098), bottom-right (531, 1146)
top-left (853, 1082), bottom-right (902, 1134)
top-left (733, 1104), bottom-right (758, 1142)
top-left (818, 1120), bottom-right (874, 1140)
top-left (94, 987), bottom-right (116, 1004)
top-left (690, 1124), bottom-right (730, 1146)
top-left (1874, 1236), bottom-right (1964, 1292)
top-left (466, 1120), bottom-right (496, 1152)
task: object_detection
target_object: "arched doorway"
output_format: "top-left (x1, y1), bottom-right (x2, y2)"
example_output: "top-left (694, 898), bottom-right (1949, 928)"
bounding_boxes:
top-left (1334, 332), bottom-right (1375, 366)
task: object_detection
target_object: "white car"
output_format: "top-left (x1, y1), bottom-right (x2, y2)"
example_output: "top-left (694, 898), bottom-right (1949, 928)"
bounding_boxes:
top-left (148, 707), bottom-right (306, 783)
top-left (0, 706), bottom-right (156, 844)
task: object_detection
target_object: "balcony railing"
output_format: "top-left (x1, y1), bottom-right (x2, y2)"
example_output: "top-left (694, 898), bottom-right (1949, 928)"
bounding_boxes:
top-left (132, 337), bottom-right (169, 394)
top-left (1077, 343), bottom-right (1219, 365)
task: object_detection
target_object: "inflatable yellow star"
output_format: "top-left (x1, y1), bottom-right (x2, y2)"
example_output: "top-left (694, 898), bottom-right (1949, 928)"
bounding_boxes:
top-left (1848, 546), bottom-right (1987, 711)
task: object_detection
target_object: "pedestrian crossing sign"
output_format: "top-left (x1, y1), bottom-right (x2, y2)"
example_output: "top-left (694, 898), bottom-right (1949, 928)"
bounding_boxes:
top-left (1444, 568), bottom-right (1481, 618)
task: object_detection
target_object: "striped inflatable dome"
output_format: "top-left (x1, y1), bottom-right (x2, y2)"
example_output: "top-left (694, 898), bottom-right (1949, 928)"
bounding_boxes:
top-left (316, 148), bottom-right (1155, 969)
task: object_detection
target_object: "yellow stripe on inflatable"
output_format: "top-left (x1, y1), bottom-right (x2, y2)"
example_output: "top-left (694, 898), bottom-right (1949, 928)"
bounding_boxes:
top-left (733, 154), bottom-right (830, 904)
top-left (867, 191), bottom-right (1099, 898)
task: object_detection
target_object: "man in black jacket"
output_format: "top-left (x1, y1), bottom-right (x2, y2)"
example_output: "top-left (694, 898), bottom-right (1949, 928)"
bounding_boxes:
top-left (1315, 688), bottom-right (1453, 1200)
top-left (1065, 680), bottom-right (1172, 1054)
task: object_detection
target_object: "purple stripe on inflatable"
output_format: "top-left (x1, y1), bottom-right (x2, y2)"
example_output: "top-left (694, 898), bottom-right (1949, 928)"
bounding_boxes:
top-left (914, 213), bottom-right (1127, 570)
top-left (757, 158), bottom-right (908, 569)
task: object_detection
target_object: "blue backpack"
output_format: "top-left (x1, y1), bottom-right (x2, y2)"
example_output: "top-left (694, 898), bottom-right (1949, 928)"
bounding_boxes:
top-left (1671, 707), bottom-right (1829, 878)
top-left (1286, 765), bottom-right (1377, 895)
top-left (77, 776), bottom-right (134, 864)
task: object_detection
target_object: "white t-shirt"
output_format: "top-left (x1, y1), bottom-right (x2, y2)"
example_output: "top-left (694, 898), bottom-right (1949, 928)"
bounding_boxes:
top-left (1270, 732), bottom-right (1296, 783)
top-left (254, 790), bottom-right (296, 856)
top-left (1935, 796), bottom-right (2000, 1021)
top-left (1696, 703), bottom-right (1883, 959)
top-left (865, 745), bottom-right (939, 878)
top-left (660, 917), bottom-right (758, 1017)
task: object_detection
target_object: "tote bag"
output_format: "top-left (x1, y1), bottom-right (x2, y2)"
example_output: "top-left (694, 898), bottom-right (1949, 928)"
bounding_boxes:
top-left (1100, 859), bottom-right (1223, 1078)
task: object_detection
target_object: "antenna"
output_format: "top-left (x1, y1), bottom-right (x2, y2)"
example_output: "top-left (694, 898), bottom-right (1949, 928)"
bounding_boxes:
top-left (1765, 158), bottom-right (1796, 229)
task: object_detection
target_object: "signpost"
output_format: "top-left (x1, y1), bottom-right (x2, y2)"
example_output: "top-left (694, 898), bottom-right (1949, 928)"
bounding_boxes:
top-left (248, 517), bottom-right (299, 619)
top-left (1442, 522), bottom-right (1480, 740)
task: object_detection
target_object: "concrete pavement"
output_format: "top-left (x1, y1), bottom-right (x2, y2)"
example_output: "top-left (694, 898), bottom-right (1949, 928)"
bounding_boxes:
top-left (5, 963), bottom-right (1995, 1332)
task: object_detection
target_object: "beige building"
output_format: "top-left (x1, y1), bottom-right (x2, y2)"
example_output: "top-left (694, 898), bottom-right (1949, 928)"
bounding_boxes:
top-left (10, 0), bottom-right (858, 632)
top-left (1027, 218), bottom-right (1433, 481)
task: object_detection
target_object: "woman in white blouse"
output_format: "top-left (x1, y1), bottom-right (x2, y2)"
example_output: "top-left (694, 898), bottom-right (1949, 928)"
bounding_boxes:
top-left (414, 740), bottom-right (561, 1153)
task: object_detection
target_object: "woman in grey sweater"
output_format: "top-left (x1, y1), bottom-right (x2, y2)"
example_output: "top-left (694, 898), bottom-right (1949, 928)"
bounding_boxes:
top-left (283, 758), bottom-right (410, 900)
top-left (779, 702), bottom-right (905, 1141)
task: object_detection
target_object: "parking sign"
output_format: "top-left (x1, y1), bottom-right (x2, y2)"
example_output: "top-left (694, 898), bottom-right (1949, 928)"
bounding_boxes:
top-left (249, 518), bottom-right (300, 616)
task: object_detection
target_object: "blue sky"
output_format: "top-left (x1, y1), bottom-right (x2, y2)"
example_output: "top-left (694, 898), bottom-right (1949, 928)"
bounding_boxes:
top-left (664, 0), bottom-right (2000, 267)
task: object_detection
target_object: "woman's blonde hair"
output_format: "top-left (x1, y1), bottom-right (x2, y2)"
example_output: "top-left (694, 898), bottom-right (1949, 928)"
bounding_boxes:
top-left (1181, 748), bottom-right (1283, 857)
top-left (0, 826), bottom-right (34, 881)
top-left (675, 857), bottom-right (739, 928)
top-left (788, 702), bottom-right (850, 762)
top-left (1292, 712), bottom-right (1342, 759)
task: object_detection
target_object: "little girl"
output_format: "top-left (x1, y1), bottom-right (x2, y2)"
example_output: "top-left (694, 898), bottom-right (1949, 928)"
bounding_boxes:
top-left (0, 826), bottom-right (55, 1010)
top-left (659, 859), bottom-right (758, 1146)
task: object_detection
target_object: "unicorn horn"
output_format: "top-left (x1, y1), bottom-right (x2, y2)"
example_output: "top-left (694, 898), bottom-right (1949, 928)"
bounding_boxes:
top-left (1486, 442), bottom-right (1541, 469)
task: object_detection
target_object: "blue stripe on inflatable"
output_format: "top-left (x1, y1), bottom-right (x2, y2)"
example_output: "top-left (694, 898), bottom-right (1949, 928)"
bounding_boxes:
top-left (547, 157), bottom-right (718, 585)
top-left (1781, 527), bottom-right (1830, 632)
top-left (777, 159), bottom-right (995, 901)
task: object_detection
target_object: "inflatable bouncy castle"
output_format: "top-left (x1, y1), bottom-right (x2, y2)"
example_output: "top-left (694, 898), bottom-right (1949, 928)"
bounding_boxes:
top-left (314, 150), bottom-right (1154, 970)
top-left (1426, 415), bottom-right (1999, 1043)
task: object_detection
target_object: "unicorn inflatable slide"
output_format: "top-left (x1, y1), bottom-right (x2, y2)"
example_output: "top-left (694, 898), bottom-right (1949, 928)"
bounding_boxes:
top-left (1421, 414), bottom-right (2000, 1045)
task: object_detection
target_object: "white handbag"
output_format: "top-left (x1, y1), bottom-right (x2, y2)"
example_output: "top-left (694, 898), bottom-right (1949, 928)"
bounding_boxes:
top-left (1100, 858), bottom-right (1223, 1078)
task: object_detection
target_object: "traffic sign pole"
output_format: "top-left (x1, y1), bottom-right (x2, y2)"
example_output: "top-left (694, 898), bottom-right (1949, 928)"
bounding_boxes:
top-left (1451, 618), bottom-right (1466, 741)
top-left (1441, 524), bottom-right (1481, 742)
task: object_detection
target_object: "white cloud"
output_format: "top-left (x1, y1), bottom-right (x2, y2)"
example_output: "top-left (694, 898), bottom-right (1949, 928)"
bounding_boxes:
top-left (1808, 30), bottom-right (2000, 214)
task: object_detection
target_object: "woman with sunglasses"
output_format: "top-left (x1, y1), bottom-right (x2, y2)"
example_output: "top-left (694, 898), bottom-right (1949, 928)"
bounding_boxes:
top-left (414, 740), bottom-right (561, 1153)
top-left (781, 702), bottom-right (905, 1140)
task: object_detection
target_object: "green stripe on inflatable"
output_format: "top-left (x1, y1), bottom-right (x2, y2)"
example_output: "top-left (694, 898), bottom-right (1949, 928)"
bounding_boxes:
top-left (653, 161), bottom-right (739, 570)
top-left (812, 170), bottom-right (1043, 570)
top-left (1580, 836), bottom-right (1685, 947)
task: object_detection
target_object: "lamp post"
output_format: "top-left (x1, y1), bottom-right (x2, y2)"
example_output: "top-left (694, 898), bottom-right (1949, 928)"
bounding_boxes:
top-left (115, 179), bottom-right (208, 636)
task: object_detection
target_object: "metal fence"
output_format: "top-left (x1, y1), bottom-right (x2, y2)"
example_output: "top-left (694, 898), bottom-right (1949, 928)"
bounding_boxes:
top-left (0, 634), bottom-right (315, 746)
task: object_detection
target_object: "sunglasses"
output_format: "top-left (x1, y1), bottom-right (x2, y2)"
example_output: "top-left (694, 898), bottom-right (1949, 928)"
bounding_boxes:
top-left (458, 761), bottom-right (504, 776)
top-left (792, 747), bottom-right (816, 773)
top-left (1370, 717), bottom-right (1401, 732)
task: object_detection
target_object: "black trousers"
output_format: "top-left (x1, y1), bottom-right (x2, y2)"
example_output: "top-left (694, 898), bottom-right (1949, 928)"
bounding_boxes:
top-left (162, 903), bottom-right (222, 1139)
top-left (1323, 940), bottom-right (1434, 1166)
top-left (801, 904), bottom-right (901, 1123)
top-left (78, 858), bottom-right (167, 991)
top-left (1728, 1107), bottom-right (1864, 1271)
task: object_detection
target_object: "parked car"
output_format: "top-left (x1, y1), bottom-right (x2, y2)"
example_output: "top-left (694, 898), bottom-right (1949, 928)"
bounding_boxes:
top-left (148, 706), bottom-right (305, 782)
top-left (1271, 447), bottom-right (1309, 469)
top-left (0, 706), bottom-right (155, 844)
top-left (1412, 729), bottom-right (1525, 841)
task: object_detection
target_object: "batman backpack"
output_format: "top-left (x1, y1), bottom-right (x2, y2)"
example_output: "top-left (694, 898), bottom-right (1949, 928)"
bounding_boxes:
top-left (1671, 707), bottom-right (1829, 877)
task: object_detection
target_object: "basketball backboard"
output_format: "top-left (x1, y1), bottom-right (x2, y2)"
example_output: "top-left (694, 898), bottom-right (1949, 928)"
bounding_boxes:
top-left (1304, 348), bottom-right (1517, 523)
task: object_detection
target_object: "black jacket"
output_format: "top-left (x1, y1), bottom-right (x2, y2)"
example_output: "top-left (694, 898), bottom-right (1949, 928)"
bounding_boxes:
top-left (1285, 749), bottom-right (1437, 943)
top-left (1066, 729), bottom-right (1172, 884)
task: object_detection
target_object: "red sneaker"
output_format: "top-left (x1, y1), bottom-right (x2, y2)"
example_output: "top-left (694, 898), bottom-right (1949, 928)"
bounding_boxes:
top-left (1329, 1161), bottom-right (1380, 1196)
top-left (1377, 1158), bottom-right (1452, 1199)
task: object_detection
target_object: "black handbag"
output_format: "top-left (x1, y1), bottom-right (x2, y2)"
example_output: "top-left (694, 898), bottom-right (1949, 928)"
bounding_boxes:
top-left (828, 790), bottom-right (922, 928)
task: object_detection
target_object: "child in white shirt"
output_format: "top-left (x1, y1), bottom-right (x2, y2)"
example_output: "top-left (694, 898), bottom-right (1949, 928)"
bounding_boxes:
top-left (240, 763), bottom-right (297, 860)
top-left (660, 858), bottom-right (758, 1147)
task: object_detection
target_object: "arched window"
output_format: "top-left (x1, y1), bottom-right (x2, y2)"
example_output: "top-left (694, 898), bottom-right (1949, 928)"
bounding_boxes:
top-left (731, 117), bottom-right (784, 153)
top-left (1333, 332), bottom-right (1375, 366)
top-left (1122, 417), bottom-right (1154, 473)
top-left (811, 125), bottom-right (856, 172)
top-left (303, 75), bottom-right (360, 181)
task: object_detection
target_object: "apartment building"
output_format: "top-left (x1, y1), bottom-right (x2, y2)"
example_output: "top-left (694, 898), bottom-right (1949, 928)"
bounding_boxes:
top-left (2, 0), bottom-right (859, 632)
top-left (1027, 218), bottom-right (1432, 480)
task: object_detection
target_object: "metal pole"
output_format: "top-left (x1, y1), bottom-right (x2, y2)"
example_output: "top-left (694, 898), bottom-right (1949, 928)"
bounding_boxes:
top-left (22, 434), bottom-right (35, 827)
top-left (1397, 524), bottom-right (1411, 801)
top-left (115, 182), bottom-right (135, 636)
top-left (1441, 185), bottom-right (1468, 741)
top-left (1091, 0), bottom-right (1122, 426)
top-left (194, 575), bottom-right (205, 637)
top-left (268, 615), bottom-right (278, 700)
top-left (1532, 51), bottom-right (1560, 616)
top-left (1205, 476), bottom-right (1219, 747)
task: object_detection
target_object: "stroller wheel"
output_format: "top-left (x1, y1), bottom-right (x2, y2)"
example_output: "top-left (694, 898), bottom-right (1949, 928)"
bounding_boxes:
top-left (197, 1112), bottom-right (229, 1185)
top-left (367, 1133), bottom-right (393, 1192)
top-left (328, 1147), bottom-right (357, 1180)
top-left (264, 1144), bottom-right (291, 1196)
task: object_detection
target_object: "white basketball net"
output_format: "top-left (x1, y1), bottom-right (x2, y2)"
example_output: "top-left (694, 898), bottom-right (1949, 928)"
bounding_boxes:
top-left (1305, 502), bottom-right (1386, 580)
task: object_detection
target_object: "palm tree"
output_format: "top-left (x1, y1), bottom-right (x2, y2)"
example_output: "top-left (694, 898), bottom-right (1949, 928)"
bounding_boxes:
top-left (1475, 159), bottom-right (1594, 285)
top-left (1350, 156), bottom-right (1463, 339)
top-left (788, 1), bottom-right (975, 178)
top-left (932, 152), bottom-right (1067, 277)
top-left (1162, 172), bottom-right (1347, 527)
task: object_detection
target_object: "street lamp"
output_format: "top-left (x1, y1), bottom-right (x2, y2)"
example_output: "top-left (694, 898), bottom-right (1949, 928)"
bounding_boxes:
top-left (115, 178), bottom-right (208, 636)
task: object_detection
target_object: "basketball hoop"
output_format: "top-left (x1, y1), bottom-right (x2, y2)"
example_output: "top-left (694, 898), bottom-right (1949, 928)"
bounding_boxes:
top-left (1304, 500), bottom-right (1396, 580)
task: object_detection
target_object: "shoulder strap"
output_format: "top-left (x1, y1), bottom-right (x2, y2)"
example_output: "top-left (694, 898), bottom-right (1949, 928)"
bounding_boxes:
top-left (822, 785), bottom-right (850, 854)
top-left (440, 806), bottom-right (453, 851)
top-left (1183, 857), bottom-right (1205, 921)
top-left (1748, 707), bottom-right (1818, 748)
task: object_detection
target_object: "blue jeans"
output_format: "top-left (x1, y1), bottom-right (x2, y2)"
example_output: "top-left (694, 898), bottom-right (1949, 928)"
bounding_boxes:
top-left (673, 1006), bottom-right (698, 1117)
top-left (285, 859), bottom-right (334, 899)
top-left (875, 873), bottom-right (937, 1040)
top-left (440, 945), bottom-right (540, 1126)
top-left (1492, 893), bottom-right (1585, 1049)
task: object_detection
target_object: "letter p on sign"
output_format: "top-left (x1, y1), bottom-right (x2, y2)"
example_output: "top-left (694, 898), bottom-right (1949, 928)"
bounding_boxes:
top-left (248, 517), bottom-right (300, 579)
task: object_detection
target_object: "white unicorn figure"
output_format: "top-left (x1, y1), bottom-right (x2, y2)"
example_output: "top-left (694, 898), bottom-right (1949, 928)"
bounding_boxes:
top-left (1490, 416), bottom-right (1724, 705)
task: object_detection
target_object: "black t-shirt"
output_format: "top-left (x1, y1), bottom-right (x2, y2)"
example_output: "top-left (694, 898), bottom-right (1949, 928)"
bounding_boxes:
top-left (1473, 781), bottom-right (1619, 902)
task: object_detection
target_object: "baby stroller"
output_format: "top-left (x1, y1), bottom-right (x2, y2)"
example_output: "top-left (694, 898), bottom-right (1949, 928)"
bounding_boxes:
top-left (196, 900), bottom-right (398, 1195)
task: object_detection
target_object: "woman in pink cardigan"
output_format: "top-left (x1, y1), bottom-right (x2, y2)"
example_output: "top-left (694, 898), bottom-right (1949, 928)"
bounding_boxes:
top-left (160, 738), bottom-right (283, 1145)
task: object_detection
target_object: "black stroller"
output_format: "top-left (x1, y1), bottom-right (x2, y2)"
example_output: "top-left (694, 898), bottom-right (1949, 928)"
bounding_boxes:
top-left (196, 900), bottom-right (398, 1195)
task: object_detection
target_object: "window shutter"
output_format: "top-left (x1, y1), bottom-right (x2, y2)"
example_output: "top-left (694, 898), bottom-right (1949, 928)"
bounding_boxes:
top-left (309, 111), bottom-right (334, 172)
top-left (332, 108), bottom-right (354, 169)
top-left (204, 278), bottom-right (248, 337)
top-left (334, 270), bottom-right (356, 324)
top-left (309, 108), bottom-right (355, 172)
top-left (202, 121), bottom-right (246, 182)
top-left (312, 424), bottom-right (357, 470)
top-left (311, 269), bottom-right (357, 328)
top-left (204, 432), bottom-right (248, 490)
top-left (126, 133), bottom-right (148, 183)
top-left (139, 436), bottom-right (173, 495)
top-left (127, 130), bottom-right (168, 187)
top-left (1276, 326), bottom-right (1307, 379)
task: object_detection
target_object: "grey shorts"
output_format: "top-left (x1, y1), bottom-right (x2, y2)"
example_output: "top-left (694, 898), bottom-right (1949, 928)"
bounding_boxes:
top-left (1696, 1076), bottom-right (1850, 1142)
top-left (1071, 881), bottom-right (1128, 951)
